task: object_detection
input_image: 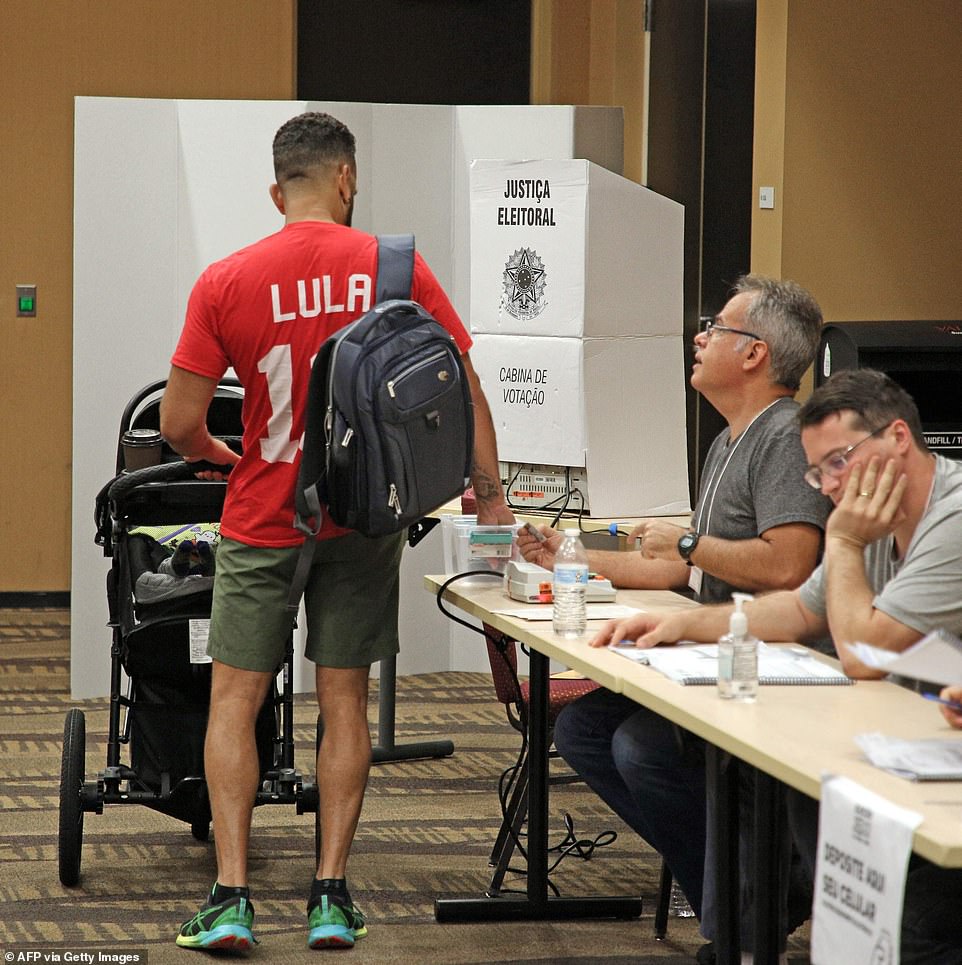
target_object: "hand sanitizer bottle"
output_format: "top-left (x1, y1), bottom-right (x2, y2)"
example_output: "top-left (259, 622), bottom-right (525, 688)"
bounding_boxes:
top-left (718, 592), bottom-right (758, 702)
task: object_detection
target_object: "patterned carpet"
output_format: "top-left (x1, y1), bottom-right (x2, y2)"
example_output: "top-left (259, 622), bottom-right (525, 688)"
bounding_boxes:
top-left (0, 607), bottom-right (733, 963)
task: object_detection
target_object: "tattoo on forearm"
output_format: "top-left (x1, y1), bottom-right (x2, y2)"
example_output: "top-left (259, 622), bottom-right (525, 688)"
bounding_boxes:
top-left (471, 463), bottom-right (502, 501)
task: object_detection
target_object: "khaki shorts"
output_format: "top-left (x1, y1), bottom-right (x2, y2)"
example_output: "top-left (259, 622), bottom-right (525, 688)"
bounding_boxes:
top-left (207, 532), bottom-right (405, 672)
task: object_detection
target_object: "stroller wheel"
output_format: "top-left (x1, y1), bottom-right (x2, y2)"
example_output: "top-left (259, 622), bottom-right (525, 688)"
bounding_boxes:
top-left (190, 819), bottom-right (210, 842)
top-left (58, 709), bottom-right (86, 886)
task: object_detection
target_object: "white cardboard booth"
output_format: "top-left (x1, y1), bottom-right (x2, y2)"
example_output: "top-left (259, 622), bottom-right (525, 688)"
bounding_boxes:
top-left (71, 98), bottom-right (626, 698)
top-left (469, 159), bottom-right (689, 517)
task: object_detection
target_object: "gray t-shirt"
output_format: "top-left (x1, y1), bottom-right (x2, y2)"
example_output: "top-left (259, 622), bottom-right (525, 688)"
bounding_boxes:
top-left (692, 397), bottom-right (832, 604)
top-left (799, 455), bottom-right (962, 637)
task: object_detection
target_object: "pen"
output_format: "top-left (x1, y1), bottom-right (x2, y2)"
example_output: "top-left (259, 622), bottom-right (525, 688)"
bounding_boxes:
top-left (522, 521), bottom-right (548, 544)
top-left (921, 692), bottom-right (962, 713)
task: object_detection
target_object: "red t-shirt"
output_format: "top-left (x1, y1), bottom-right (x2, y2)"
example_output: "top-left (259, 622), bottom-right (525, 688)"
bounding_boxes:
top-left (171, 221), bottom-right (472, 547)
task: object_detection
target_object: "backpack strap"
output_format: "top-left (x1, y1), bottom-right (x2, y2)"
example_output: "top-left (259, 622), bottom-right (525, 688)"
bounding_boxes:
top-left (375, 233), bottom-right (415, 302)
top-left (286, 233), bottom-right (416, 618)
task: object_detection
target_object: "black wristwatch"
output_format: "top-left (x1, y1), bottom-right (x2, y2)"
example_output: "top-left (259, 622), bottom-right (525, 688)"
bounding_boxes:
top-left (678, 530), bottom-right (701, 565)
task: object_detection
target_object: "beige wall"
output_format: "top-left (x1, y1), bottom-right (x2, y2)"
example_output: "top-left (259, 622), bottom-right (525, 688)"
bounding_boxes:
top-left (0, 1), bottom-right (294, 592)
top-left (753, 0), bottom-right (962, 321)
top-left (532, 0), bottom-right (647, 183)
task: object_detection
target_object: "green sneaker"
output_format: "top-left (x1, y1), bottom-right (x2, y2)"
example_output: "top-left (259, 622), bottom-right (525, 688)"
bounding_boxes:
top-left (307, 893), bottom-right (367, 949)
top-left (176, 889), bottom-right (256, 951)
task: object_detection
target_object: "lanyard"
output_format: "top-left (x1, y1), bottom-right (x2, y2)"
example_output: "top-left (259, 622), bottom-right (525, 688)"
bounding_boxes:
top-left (694, 398), bottom-right (784, 536)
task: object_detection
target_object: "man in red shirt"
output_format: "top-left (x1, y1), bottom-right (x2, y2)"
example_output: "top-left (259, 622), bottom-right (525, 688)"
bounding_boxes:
top-left (161, 111), bottom-right (512, 952)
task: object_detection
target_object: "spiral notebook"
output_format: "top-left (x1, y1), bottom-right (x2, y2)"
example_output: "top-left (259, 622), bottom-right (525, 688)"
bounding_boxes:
top-left (613, 642), bottom-right (853, 686)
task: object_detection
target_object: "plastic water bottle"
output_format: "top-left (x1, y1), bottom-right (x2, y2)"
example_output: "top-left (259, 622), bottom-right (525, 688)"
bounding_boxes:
top-left (718, 592), bottom-right (758, 702)
top-left (669, 880), bottom-right (696, 918)
top-left (553, 528), bottom-right (589, 637)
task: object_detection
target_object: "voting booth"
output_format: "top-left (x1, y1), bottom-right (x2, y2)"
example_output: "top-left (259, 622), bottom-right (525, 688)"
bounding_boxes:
top-left (469, 159), bottom-right (690, 517)
top-left (71, 99), bottom-right (626, 696)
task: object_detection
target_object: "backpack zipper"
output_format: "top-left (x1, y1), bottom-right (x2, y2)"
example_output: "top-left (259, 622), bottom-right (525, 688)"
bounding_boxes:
top-left (387, 483), bottom-right (402, 515)
top-left (386, 348), bottom-right (448, 401)
top-left (324, 334), bottom-right (347, 468)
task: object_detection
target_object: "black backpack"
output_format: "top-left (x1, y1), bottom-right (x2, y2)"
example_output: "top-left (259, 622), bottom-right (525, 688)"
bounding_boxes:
top-left (294, 234), bottom-right (474, 542)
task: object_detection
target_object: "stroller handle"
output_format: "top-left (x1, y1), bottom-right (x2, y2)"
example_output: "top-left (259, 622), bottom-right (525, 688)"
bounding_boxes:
top-left (107, 460), bottom-right (233, 502)
top-left (94, 460), bottom-right (233, 550)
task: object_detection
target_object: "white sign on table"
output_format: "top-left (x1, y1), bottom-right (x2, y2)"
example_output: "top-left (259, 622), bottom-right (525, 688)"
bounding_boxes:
top-left (811, 774), bottom-right (922, 965)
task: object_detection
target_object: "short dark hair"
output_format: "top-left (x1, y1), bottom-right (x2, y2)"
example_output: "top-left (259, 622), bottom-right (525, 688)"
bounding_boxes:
top-left (797, 368), bottom-right (928, 449)
top-left (272, 112), bottom-right (356, 186)
top-left (732, 274), bottom-right (823, 391)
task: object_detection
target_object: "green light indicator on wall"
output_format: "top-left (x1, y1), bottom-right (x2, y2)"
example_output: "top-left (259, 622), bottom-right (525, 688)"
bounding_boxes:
top-left (16, 285), bottom-right (37, 317)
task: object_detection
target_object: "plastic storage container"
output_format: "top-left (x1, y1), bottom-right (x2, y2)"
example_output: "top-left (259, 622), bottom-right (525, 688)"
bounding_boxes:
top-left (440, 515), bottom-right (520, 584)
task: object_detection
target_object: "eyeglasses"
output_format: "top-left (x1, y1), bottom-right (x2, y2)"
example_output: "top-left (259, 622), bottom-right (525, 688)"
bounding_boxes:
top-left (802, 422), bottom-right (892, 490)
top-left (702, 319), bottom-right (764, 343)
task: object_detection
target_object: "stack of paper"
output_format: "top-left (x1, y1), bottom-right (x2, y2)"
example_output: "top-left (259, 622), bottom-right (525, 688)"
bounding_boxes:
top-left (855, 732), bottom-right (962, 781)
top-left (845, 629), bottom-right (962, 686)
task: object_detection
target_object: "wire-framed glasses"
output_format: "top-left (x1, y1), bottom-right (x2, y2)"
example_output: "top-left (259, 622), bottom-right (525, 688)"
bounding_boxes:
top-left (802, 422), bottom-right (892, 490)
top-left (701, 318), bottom-right (764, 342)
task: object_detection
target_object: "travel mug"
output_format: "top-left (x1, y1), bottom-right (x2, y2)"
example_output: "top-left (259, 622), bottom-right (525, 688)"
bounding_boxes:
top-left (122, 429), bottom-right (163, 470)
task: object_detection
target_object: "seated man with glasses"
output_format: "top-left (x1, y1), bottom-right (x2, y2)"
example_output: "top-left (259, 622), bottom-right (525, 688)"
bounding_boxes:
top-left (518, 275), bottom-right (829, 944)
top-left (595, 368), bottom-right (962, 964)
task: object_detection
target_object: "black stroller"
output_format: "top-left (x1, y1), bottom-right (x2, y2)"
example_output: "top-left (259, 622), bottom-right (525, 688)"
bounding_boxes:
top-left (58, 378), bottom-right (318, 886)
